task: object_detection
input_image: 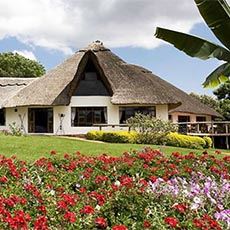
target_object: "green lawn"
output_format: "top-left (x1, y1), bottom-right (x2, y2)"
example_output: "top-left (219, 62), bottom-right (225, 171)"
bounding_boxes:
top-left (0, 134), bottom-right (228, 162)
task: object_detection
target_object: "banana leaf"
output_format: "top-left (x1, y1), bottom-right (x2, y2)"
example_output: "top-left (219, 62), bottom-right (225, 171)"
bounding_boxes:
top-left (195, 0), bottom-right (230, 50)
top-left (155, 27), bottom-right (230, 62)
top-left (203, 62), bottom-right (230, 88)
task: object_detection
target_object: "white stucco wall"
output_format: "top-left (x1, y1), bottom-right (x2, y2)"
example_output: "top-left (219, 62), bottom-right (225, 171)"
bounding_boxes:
top-left (54, 97), bottom-right (169, 134)
top-left (54, 96), bottom-right (121, 134)
top-left (1, 97), bottom-right (170, 134)
top-left (156, 104), bottom-right (168, 121)
top-left (0, 107), bottom-right (28, 133)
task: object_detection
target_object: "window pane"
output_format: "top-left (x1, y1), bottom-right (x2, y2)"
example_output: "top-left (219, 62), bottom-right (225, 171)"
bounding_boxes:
top-left (119, 107), bottom-right (156, 124)
top-left (0, 109), bottom-right (5, 126)
top-left (71, 107), bottom-right (107, 126)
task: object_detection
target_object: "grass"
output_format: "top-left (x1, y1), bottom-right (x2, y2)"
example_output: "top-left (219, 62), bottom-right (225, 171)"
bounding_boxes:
top-left (0, 134), bottom-right (228, 162)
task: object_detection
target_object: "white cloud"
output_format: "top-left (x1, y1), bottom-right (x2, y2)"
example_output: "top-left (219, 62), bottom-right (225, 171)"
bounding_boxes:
top-left (0, 0), bottom-right (203, 53)
top-left (13, 50), bottom-right (37, 61)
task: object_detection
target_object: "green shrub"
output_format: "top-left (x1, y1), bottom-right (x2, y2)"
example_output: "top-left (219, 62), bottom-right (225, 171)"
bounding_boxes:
top-left (203, 136), bottom-right (213, 148)
top-left (127, 114), bottom-right (178, 144)
top-left (85, 130), bottom-right (104, 141)
top-left (86, 130), bottom-right (137, 143)
top-left (166, 132), bottom-right (206, 149)
top-left (8, 122), bottom-right (23, 136)
top-left (135, 132), bottom-right (168, 145)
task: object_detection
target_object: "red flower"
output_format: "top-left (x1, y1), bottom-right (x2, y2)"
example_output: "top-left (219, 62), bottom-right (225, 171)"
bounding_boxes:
top-left (0, 176), bottom-right (8, 183)
top-left (215, 150), bottom-right (221, 154)
top-left (80, 205), bottom-right (94, 215)
top-left (37, 205), bottom-right (47, 215)
top-left (149, 175), bottom-right (157, 183)
top-left (50, 150), bottom-right (56, 155)
top-left (64, 211), bottom-right (76, 223)
top-left (164, 217), bottom-right (179, 228)
top-left (173, 203), bottom-right (187, 213)
top-left (112, 225), bottom-right (128, 230)
top-left (193, 219), bottom-right (203, 228)
top-left (34, 216), bottom-right (48, 230)
top-left (143, 220), bottom-right (151, 228)
top-left (95, 217), bottom-right (107, 228)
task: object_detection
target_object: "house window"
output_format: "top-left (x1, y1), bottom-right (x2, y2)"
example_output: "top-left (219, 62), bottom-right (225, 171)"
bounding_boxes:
top-left (196, 116), bottom-right (206, 122)
top-left (71, 107), bottom-right (107, 126)
top-left (0, 109), bottom-right (5, 126)
top-left (178, 116), bottom-right (190, 122)
top-left (119, 107), bottom-right (156, 124)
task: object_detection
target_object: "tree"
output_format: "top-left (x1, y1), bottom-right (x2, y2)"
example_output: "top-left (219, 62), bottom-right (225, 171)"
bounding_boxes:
top-left (214, 81), bottom-right (230, 120)
top-left (189, 92), bottom-right (221, 112)
top-left (155, 0), bottom-right (230, 88)
top-left (0, 52), bottom-right (45, 78)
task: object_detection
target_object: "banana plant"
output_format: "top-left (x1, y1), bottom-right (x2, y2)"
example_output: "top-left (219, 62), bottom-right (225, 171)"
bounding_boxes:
top-left (155, 0), bottom-right (230, 88)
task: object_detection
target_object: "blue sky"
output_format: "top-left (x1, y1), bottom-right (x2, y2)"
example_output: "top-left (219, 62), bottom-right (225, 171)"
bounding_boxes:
top-left (0, 0), bottom-right (226, 96)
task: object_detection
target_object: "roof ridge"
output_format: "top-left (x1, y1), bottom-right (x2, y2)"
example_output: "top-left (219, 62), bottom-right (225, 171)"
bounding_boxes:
top-left (79, 40), bottom-right (110, 52)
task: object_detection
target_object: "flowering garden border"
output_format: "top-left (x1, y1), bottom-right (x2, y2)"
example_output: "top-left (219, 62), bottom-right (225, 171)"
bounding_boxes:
top-left (0, 148), bottom-right (229, 229)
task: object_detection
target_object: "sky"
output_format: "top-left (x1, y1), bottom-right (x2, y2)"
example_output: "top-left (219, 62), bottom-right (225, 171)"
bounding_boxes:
top-left (0, 0), bottom-right (229, 96)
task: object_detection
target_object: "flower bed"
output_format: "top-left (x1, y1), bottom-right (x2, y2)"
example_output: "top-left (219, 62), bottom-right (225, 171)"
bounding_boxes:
top-left (0, 149), bottom-right (229, 229)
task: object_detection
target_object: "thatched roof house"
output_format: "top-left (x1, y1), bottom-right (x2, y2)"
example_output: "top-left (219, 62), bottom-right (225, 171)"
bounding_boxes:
top-left (0, 78), bottom-right (34, 109)
top-left (4, 41), bottom-right (183, 109)
top-left (0, 41), bottom-right (221, 134)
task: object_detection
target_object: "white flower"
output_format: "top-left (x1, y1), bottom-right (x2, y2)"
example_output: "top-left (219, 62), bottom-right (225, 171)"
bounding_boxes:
top-left (114, 180), bottom-right (121, 186)
top-left (49, 190), bottom-right (55, 196)
top-left (193, 196), bottom-right (202, 204)
top-left (190, 203), bottom-right (200, 210)
top-left (95, 205), bottom-right (101, 210)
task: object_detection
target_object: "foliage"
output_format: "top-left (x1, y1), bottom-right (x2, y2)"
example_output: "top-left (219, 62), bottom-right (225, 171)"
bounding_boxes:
top-left (203, 136), bottom-right (213, 148)
top-left (155, 0), bottom-right (230, 88)
top-left (190, 92), bottom-right (221, 112)
top-left (86, 130), bottom-right (137, 143)
top-left (85, 130), bottom-right (104, 141)
top-left (166, 133), bottom-right (207, 149)
top-left (127, 114), bottom-right (178, 144)
top-left (0, 52), bottom-right (45, 78)
top-left (0, 149), bottom-right (229, 229)
top-left (101, 131), bottom-right (137, 143)
top-left (8, 122), bottom-right (23, 136)
top-left (0, 135), bottom-right (227, 163)
top-left (214, 81), bottom-right (230, 120)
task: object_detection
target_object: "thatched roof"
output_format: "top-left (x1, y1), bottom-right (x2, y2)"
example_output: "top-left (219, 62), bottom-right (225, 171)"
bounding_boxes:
top-left (3, 41), bottom-right (182, 108)
top-left (169, 90), bottom-right (221, 117)
top-left (0, 78), bottom-right (35, 108)
top-left (1, 41), bottom-right (221, 117)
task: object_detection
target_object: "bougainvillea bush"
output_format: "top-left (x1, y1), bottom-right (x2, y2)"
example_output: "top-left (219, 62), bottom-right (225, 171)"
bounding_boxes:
top-left (0, 149), bottom-right (229, 229)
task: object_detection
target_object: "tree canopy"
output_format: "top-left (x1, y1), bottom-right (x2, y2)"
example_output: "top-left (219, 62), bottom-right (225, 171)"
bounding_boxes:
top-left (155, 0), bottom-right (230, 88)
top-left (214, 81), bottom-right (230, 120)
top-left (0, 52), bottom-right (45, 78)
top-left (190, 89), bottom-right (230, 120)
top-left (189, 92), bottom-right (220, 112)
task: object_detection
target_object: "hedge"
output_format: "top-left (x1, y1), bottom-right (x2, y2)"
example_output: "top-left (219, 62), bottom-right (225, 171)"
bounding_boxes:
top-left (86, 131), bottom-right (212, 149)
top-left (86, 130), bottom-right (137, 143)
top-left (166, 133), bottom-right (207, 149)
